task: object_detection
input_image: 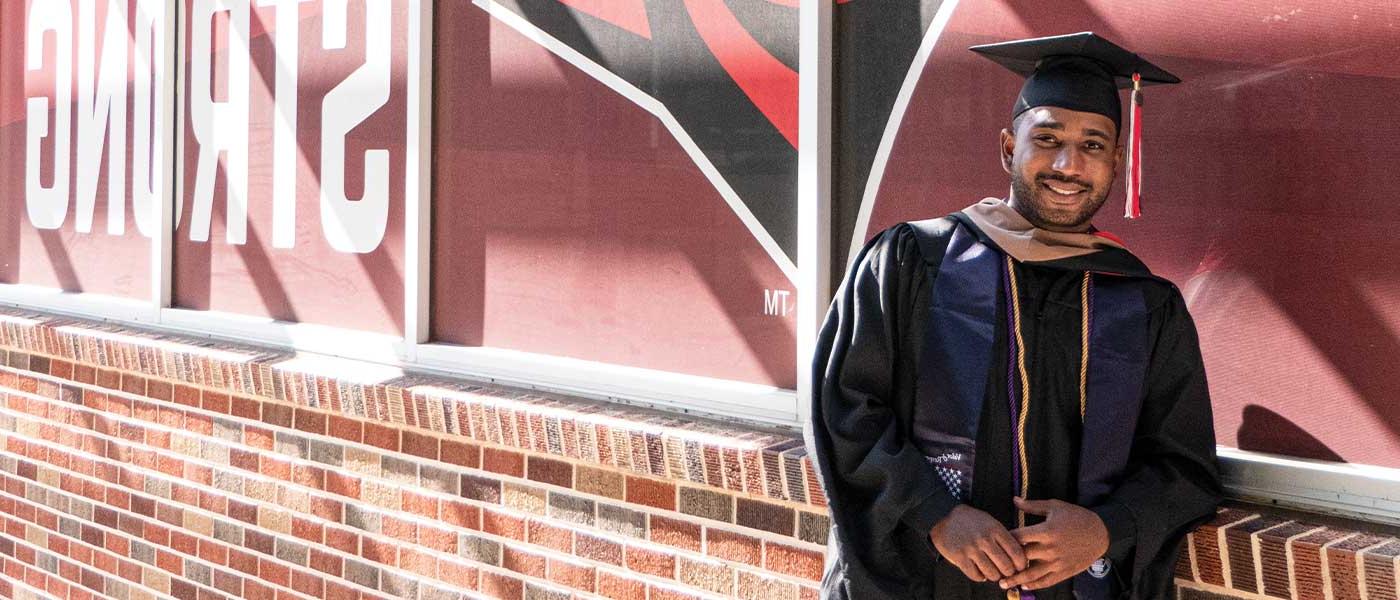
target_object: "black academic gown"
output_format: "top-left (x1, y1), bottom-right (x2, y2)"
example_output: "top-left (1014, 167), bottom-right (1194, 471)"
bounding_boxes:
top-left (806, 218), bottom-right (1222, 599)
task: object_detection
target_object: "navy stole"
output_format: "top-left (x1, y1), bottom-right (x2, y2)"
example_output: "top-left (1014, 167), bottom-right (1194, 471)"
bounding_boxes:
top-left (911, 223), bottom-right (1150, 599)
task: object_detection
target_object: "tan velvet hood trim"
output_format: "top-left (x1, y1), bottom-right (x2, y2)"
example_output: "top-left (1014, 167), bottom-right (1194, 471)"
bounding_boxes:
top-left (959, 198), bottom-right (1127, 263)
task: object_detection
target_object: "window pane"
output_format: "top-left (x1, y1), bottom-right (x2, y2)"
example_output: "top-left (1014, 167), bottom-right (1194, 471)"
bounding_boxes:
top-left (0, 0), bottom-right (169, 299)
top-left (173, 0), bottom-right (411, 335)
top-left (431, 4), bottom-right (799, 388)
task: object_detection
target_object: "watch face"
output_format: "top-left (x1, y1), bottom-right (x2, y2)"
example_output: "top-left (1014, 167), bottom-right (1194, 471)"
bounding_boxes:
top-left (1089, 558), bottom-right (1112, 579)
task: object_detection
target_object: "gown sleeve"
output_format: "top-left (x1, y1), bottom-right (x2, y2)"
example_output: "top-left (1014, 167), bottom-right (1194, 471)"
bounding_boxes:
top-left (1088, 288), bottom-right (1224, 598)
top-left (805, 225), bottom-right (958, 593)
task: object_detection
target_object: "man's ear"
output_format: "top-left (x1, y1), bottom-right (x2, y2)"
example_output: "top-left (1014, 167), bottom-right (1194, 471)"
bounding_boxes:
top-left (1000, 128), bottom-right (1015, 174)
top-left (1114, 135), bottom-right (1126, 177)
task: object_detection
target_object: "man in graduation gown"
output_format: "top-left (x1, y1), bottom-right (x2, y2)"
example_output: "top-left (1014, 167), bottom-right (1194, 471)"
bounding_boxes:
top-left (806, 33), bottom-right (1222, 599)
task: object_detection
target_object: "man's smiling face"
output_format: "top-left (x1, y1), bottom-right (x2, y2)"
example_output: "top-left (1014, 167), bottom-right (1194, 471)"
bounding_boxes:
top-left (1001, 106), bottom-right (1122, 232)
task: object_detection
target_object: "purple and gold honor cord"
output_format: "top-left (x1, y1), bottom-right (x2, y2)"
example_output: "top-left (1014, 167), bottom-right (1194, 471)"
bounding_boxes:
top-left (1002, 257), bottom-right (1093, 600)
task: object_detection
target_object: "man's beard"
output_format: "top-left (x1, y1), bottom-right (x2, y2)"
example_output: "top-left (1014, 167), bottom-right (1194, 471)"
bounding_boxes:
top-left (1009, 170), bottom-right (1111, 231)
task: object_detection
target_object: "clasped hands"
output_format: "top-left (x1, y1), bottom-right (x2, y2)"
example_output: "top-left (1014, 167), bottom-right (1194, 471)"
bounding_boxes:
top-left (929, 497), bottom-right (1109, 591)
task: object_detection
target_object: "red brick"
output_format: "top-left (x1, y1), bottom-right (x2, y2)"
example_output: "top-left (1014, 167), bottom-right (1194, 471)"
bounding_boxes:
top-left (328, 415), bottom-right (363, 443)
top-left (483, 448), bottom-right (525, 477)
top-left (131, 400), bottom-right (159, 422)
top-left (382, 515), bottom-right (418, 543)
top-left (230, 396), bottom-right (260, 419)
top-left (244, 580), bottom-right (274, 600)
top-left (577, 533), bottom-right (624, 566)
top-left (440, 560), bottom-right (480, 589)
top-left (293, 516), bottom-right (324, 543)
top-left (442, 440), bottom-right (482, 468)
top-left (290, 569), bottom-right (324, 597)
top-left (402, 490), bottom-right (439, 519)
top-left (765, 542), bottom-right (824, 582)
top-left (480, 571), bottom-right (524, 599)
top-left (527, 456), bottom-right (573, 488)
top-left (625, 476), bottom-right (675, 511)
top-left (311, 496), bottom-right (343, 521)
top-left (262, 403), bottom-right (293, 428)
top-left (310, 548), bottom-right (343, 576)
top-left (293, 408), bottom-right (327, 434)
top-left (170, 578), bottom-right (196, 600)
top-left (244, 530), bottom-right (274, 554)
top-left (1293, 528), bottom-right (1352, 600)
top-left (229, 549), bottom-right (259, 575)
top-left (597, 570), bottom-right (647, 600)
top-left (364, 422), bottom-right (399, 451)
top-left (626, 544), bottom-right (676, 579)
top-left (548, 557), bottom-right (597, 592)
top-left (155, 549), bottom-right (181, 574)
top-left (186, 415), bottom-right (213, 437)
top-left (326, 471), bottom-right (361, 498)
top-left (651, 586), bottom-right (705, 600)
top-left (74, 364), bottom-right (96, 384)
top-left (362, 537), bottom-right (398, 566)
top-left (120, 374), bottom-right (147, 396)
top-left (483, 509), bottom-right (526, 541)
top-left (292, 464), bottom-right (326, 488)
top-left (441, 500), bottom-right (481, 530)
top-left (324, 580), bottom-right (357, 600)
top-left (325, 527), bottom-right (359, 554)
top-left (400, 547), bottom-right (438, 578)
top-left (650, 516), bottom-right (701, 552)
top-left (197, 539), bottom-right (228, 565)
top-left (402, 431), bottom-right (440, 460)
top-left (503, 547), bottom-right (547, 578)
top-left (707, 529), bottom-right (761, 566)
top-left (201, 392), bottom-right (230, 413)
top-left (260, 456), bottom-right (292, 480)
top-left (528, 520), bottom-right (574, 553)
top-left (420, 524), bottom-right (457, 553)
top-left (230, 448), bottom-right (259, 472)
top-left (244, 426), bottom-right (274, 450)
top-left (173, 385), bottom-right (201, 407)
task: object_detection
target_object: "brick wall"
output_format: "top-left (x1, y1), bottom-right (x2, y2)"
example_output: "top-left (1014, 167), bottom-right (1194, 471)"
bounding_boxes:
top-left (0, 306), bottom-right (1390, 600)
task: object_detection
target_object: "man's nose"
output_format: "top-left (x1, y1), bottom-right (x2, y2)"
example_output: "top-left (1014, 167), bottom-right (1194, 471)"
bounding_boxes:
top-left (1052, 146), bottom-right (1084, 176)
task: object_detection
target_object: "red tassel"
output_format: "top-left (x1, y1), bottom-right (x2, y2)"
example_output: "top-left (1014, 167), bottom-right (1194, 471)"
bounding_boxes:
top-left (1124, 73), bottom-right (1143, 219)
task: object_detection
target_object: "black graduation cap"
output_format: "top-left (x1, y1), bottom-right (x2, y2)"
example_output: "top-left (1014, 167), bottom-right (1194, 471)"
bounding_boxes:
top-left (969, 32), bottom-right (1181, 219)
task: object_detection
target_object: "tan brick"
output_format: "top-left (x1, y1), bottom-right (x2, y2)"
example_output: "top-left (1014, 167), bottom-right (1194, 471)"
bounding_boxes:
top-left (679, 556), bottom-right (734, 595)
top-left (737, 571), bottom-right (799, 600)
top-left (576, 466), bottom-right (625, 500)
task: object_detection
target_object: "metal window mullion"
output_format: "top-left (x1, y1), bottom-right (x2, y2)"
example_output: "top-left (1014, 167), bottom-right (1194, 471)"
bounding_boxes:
top-left (796, 0), bottom-right (834, 426)
top-left (403, 0), bottom-right (434, 356)
top-left (159, 0), bottom-right (185, 320)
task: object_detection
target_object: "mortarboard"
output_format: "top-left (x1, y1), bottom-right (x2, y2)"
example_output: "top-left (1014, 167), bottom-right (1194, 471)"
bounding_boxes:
top-left (969, 32), bottom-right (1180, 219)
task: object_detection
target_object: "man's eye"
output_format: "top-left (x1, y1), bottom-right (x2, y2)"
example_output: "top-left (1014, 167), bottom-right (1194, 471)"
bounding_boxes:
top-left (1085, 142), bottom-right (1104, 150)
top-left (1034, 135), bottom-right (1058, 145)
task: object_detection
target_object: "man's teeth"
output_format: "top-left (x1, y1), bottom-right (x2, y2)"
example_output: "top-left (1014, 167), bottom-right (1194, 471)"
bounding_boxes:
top-left (1044, 182), bottom-right (1084, 195)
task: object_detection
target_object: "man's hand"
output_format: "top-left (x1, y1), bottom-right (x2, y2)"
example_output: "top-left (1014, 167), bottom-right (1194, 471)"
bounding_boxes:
top-left (998, 496), bottom-right (1110, 591)
top-left (930, 504), bottom-right (1028, 583)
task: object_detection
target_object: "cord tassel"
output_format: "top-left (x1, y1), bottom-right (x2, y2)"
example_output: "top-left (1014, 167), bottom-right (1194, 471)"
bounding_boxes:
top-left (1124, 73), bottom-right (1143, 219)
